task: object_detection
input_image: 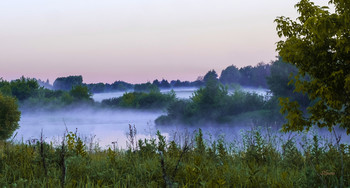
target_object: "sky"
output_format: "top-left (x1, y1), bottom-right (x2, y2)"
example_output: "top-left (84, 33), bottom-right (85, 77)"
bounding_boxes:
top-left (0, 0), bottom-right (331, 84)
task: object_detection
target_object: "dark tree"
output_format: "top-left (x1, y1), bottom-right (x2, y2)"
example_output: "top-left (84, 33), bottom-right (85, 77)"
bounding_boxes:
top-left (239, 66), bottom-right (253, 86)
top-left (159, 79), bottom-right (171, 88)
top-left (87, 83), bottom-right (105, 93)
top-left (203, 70), bottom-right (218, 83)
top-left (267, 57), bottom-right (310, 108)
top-left (53, 75), bottom-right (83, 91)
top-left (219, 65), bottom-right (241, 84)
top-left (152, 79), bottom-right (160, 87)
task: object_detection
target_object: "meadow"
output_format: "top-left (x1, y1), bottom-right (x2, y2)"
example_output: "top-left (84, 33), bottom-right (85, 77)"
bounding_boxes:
top-left (1, 126), bottom-right (349, 187)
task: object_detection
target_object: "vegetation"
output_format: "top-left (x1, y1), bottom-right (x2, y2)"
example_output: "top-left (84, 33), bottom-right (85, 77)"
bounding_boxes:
top-left (134, 82), bottom-right (160, 92)
top-left (53, 75), bottom-right (83, 91)
top-left (102, 90), bottom-right (176, 109)
top-left (152, 79), bottom-right (171, 88)
top-left (0, 127), bottom-right (349, 187)
top-left (0, 77), bottom-right (39, 101)
top-left (30, 61), bottom-right (275, 95)
top-left (156, 58), bottom-right (314, 125)
top-left (1, 0), bottom-right (349, 187)
top-left (267, 57), bottom-right (311, 109)
top-left (217, 63), bottom-right (271, 88)
top-left (0, 77), bottom-right (94, 111)
top-left (275, 0), bottom-right (350, 133)
top-left (87, 81), bottom-right (133, 93)
top-left (219, 65), bottom-right (241, 85)
top-left (69, 85), bottom-right (93, 102)
top-left (0, 93), bottom-right (21, 140)
top-left (156, 78), bottom-right (277, 125)
top-left (203, 70), bottom-right (219, 83)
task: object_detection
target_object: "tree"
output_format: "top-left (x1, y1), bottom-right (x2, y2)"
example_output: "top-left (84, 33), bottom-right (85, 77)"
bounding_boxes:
top-left (219, 65), bottom-right (241, 84)
top-left (134, 82), bottom-right (159, 92)
top-left (203, 70), bottom-right (218, 83)
top-left (239, 66), bottom-right (253, 86)
top-left (53, 75), bottom-right (83, 91)
top-left (110, 81), bottom-right (133, 91)
top-left (10, 77), bottom-right (39, 101)
top-left (275, 0), bottom-right (350, 133)
top-left (152, 79), bottom-right (160, 87)
top-left (159, 79), bottom-right (171, 88)
top-left (0, 78), bottom-right (12, 96)
top-left (191, 77), bottom-right (228, 120)
top-left (250, 62), bottom-right (271, 88)
top-left (69, 85), bottom-right (92, 102)
top-left (87, 83), bottom-right (105, 93)
top-left (0, 93), bottom-right (21, 140)
top-left (267, 57), bottom-right (310, 108)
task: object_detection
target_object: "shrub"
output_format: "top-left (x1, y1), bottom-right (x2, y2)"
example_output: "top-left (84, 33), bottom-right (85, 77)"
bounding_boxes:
top-left (0, 94), bottom-right (21, 140)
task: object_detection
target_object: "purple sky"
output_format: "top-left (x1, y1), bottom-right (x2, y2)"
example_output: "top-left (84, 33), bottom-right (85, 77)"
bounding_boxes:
top-left (0, 0), bottom-right (330, 84)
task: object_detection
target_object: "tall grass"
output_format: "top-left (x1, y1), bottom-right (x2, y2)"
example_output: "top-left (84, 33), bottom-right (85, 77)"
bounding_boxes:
top-left (0, 126), bottom-right (349, 187)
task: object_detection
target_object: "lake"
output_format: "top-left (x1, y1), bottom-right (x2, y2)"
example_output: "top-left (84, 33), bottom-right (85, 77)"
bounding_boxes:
top-left (15, 87), bottom-right (349, 149)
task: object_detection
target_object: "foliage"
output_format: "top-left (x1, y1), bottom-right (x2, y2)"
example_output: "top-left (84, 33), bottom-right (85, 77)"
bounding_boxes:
top-left (0, 128), bottom-right (349, 187)
top-left (88, 81), bottom-right (133, 93)
top-left (203, 70), bottom-right (218, 83)
top-left (275, 0), bottom-right (350, 133)
top-left (215, 63), bottom-right (271, 88)
top-left (219, 65), bottom-right (241, 84)
top-left (0, 77), bottom-right (97, 111)
top-left (0, 78), bottom-right (12, 96)
top-left (134, 82), bottom-right (159, 92)
top-left (153, 79), bottom-right (171, 88)
top-left (69, 85), bottom-right (93, 102)
top-left (102, 90), bottom-right (176, 109)
top-left (267, 57), bottom-right (311, 108)
top-left (0, 77), bottom-right (40, 101)
top-left (156, 78), bottom-right (276, 125)
top-left (53, 75), bottom-right (83, 91)
top-left (171, 79), bottom-right (191, 87)
top-left (66, 132), bottom-right (87, 157)
top-left (0, 94), bottom-right (21, 140)
top-left (86, 82), bottom-right (105, 93)
top-left (111, 81), bottom-right (133, 91)
top-left (238, 63), bottom-right (271, 88)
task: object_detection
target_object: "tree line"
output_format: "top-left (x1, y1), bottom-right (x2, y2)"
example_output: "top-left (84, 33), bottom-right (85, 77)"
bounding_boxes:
top-left (37, 62), bottom-right (273, 94)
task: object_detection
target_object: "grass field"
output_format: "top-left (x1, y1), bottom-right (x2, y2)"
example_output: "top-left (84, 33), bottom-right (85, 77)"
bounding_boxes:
top-left (0, 127), bottom-right (349, 187)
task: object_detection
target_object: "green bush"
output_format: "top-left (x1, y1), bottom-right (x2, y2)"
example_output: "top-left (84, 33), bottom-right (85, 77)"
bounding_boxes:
top-left (102, 90), bottom-right (176, 109)
top-left (156, 78), bottom-right (279, 125)
top-left (0, 94), bottom-right (21, 140)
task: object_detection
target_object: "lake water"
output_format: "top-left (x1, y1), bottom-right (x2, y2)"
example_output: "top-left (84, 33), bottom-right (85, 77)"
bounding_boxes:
top-left (15, 87), bottom-right (349, 149)
top-left (17, 109), bottom-right (163, 148)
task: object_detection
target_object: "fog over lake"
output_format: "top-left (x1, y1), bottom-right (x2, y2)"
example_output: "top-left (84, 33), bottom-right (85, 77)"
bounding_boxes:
top-left (17, 109), bottom-right (163, 148)
top-left (15, 87), bottom-right (349, 149)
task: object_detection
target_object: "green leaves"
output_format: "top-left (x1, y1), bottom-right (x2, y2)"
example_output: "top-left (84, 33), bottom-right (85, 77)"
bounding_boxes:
top-left (0, 94), bottom-right (21, 140)
top-left (275, 0), bottom-right (350, 133)
top-left (279, 97), bottom-right (309, 132)
top-left (69, 85), bottom-right (92, 102)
